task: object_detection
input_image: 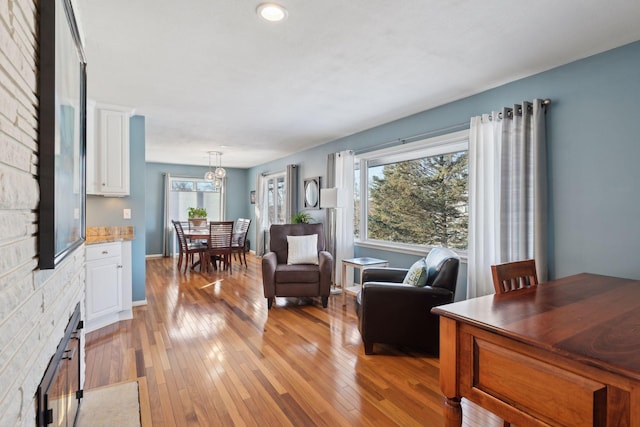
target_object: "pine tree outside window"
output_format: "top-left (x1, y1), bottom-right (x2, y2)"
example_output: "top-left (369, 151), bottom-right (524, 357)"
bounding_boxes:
top-left (355, 130), bottom-right (469, 253)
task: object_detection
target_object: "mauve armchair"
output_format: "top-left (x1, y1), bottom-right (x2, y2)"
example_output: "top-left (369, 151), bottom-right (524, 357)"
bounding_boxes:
top-left (261, 223), bottom-right (333, 309)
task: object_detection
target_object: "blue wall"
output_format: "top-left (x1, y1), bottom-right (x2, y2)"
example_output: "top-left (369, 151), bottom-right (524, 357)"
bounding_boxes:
top-left (87, 115), bottom-right (147, 302)
top-left (141, 41), bottom-right (640, 300)
top-left (144, 163), bottom-right (249, 255)
top-left (245, 40), bottom-right (640, 286)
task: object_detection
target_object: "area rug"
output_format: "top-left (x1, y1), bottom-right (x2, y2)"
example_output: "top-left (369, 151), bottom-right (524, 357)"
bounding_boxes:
top-left (76, 381), bottom-right (141, 427)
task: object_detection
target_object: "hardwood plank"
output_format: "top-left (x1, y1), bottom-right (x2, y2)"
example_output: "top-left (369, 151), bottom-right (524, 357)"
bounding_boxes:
top-left (84, 254), bottom-right (504, 426)
top-left (138, 376), bottom-right (153, 427)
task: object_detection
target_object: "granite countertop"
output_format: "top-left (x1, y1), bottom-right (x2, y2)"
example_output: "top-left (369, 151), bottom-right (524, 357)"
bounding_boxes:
top-left (86, 226), bottom-right (135, 245)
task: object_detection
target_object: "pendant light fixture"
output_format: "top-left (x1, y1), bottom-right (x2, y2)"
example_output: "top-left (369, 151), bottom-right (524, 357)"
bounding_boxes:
top-left (214, 151), bottom-right (226, 179)
top-left (204, 151), bottom-right (215, 181)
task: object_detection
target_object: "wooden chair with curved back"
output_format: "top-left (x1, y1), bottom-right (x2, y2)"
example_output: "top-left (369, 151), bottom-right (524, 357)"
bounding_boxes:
top-left (491, 259), bottom-right (539, 294)
top-left (172, 220), bottom-right (207, 273)
top-left (231, 218), bottom-right (251, 268)
top-left (491, 258), bottom-right (538, 426)
top-left (203, 221), bottom-right (234, 272)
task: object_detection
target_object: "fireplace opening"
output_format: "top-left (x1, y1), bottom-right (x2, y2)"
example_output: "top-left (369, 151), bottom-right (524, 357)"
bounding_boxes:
top-left (36, 303), bottom-right (83, 427)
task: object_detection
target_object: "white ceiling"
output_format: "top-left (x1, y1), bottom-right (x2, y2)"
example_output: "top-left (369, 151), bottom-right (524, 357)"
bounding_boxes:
top-left (75, 0), bottom-right (640, 168)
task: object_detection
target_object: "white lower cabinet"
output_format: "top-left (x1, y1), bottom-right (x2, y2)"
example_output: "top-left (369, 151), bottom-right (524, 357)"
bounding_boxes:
top-left (85, 241), bottom-right (132, 332)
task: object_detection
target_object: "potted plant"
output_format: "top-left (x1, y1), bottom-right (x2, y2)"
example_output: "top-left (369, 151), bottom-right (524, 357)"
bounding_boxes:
top-left (188, 207), bottom-right (208, 227)
top-left (291, 211), bottom-right (312, 224)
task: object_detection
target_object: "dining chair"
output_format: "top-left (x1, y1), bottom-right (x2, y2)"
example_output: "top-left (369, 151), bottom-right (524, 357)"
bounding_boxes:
top-left (491, 259), bottom-right (539, 294)
top-left (491, 258), bottom-right (539, 426)
top-left (231, 218), bottom-right (251, 268)
top-left (204, 221), bottom-right (234, 272)
top-left (172, 220), bottom-right (207, 273)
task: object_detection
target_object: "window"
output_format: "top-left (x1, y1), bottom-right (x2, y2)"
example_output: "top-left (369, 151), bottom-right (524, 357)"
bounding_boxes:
top-left (355, 130), bottom-right (469, 252)
top-left (265, 172), bottom-right (286, 225)
top-left (168, 176), bottom-right (224, 222)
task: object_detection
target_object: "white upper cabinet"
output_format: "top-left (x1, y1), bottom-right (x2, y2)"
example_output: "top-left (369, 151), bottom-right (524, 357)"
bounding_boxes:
top-left (87, 102), bottom-right (133, 196)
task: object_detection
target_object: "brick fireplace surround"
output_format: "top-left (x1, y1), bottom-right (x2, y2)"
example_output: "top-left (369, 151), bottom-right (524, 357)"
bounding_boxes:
top-left (0, 1), bottom-right (87, 425)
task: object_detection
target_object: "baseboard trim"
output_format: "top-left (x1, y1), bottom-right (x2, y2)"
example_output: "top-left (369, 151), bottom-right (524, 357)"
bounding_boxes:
top-left (132, 299), bottom-right (148, 307)
top-left (85, 308), bottom-right (133, 333)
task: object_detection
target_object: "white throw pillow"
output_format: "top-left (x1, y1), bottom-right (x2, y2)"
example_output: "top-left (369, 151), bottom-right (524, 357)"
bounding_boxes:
top-left (402, 259), bottom-right (428, 287)
top-left (287, 234), bottom-right (319, 265)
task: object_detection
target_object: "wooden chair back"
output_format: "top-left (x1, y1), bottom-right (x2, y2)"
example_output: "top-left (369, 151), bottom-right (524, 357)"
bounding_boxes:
top-left (232, 218), bottom-right (251, 247)
top-left (491, 259), bottom-right (539, 294)
top-left (172, 220), bottom-right (188, 253)
top-left (231, 218), bottom-right (251, 267)
top-left (208, 221), bottom-right (234, 249)
top-left (205, 221), bottom-right (235, 272)
top-left (173, 220), bottom-right (206, 273)
top-left (491, 260), bottom-right (539, 426)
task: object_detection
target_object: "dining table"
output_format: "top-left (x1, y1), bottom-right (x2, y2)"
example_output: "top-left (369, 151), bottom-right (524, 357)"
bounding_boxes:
top-left (183, 224), bottom-right (236, 272)
top-left (432, 273), bottom-right (640, 426)
top-left (183, 229), bottom-right (209, 241)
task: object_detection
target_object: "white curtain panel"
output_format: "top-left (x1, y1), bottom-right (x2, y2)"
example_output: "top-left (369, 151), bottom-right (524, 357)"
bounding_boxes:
top-left (333, 150), bottom-right (355, 286)
top-left (162, 173), bottom-right (172, 257)
top-left (254, 173), bottom-right (269, 256)
top-left (467, 100), bottom-right (548, 298)
top-left (467, 115), bottom-right (502, 298)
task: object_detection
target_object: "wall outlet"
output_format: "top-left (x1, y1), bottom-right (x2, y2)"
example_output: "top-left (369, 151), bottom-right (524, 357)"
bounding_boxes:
top-left (123, 208), bottom-right (132, 219)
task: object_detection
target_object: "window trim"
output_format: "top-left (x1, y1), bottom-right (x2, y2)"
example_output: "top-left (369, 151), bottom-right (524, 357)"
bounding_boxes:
top-left (263, 171), bottom-right (287, 225)
top-left (356, 129), bottom-right (469, 256)
top-left (168, 174), bottom-right (226, 220)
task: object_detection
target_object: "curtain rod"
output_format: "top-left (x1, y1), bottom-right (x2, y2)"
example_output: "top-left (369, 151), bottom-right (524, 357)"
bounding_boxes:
top-left (261, 164), bottom-right (297, 177)
top-left (355, 121), bottom-right (470, 155)
top-left (490, 98), bottom-right (551, 121)
top-left (355, 98), bottom-right (551, 155)
top-left (164, 174), bottom-right (209, 180)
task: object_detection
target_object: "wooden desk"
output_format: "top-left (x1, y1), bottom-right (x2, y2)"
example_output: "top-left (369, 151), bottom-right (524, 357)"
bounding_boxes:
top-left (432, 273), bottom-right (640, 426)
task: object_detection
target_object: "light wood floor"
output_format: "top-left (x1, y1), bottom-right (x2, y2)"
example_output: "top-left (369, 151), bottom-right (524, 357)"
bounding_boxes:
top-left (84, 253), bottom-right (502, 426)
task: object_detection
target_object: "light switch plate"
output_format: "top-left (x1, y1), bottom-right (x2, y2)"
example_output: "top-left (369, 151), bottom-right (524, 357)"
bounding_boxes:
top-left (123, 208), bottom-right (131, 219)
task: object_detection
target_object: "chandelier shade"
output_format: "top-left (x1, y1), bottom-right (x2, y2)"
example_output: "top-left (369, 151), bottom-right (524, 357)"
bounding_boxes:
top-left (214, 151), bottom-right (226, 178)
top-left (204, 151), bottom-right (215, 181)
top-left (205, 151), bottom-right (226, 182)
top-left (214, 167), bottom-right (226, 178)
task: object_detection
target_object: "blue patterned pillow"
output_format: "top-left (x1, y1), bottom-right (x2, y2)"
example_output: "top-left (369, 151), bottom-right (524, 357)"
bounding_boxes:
top-left (402, 259), bottom-right (428, 287)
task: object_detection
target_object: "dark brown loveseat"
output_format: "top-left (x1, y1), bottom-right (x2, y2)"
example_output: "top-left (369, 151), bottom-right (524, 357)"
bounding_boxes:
top-left (355, 247), bottom-right (460, 355)
top-left (261, 223), bottom-right (334, 309)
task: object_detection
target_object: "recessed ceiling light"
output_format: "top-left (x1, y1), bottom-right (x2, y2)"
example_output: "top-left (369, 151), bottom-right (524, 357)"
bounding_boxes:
top-left (257, 3), bottom-right (288, 22)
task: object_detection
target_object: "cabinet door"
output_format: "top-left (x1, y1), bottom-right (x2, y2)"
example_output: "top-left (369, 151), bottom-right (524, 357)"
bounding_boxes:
top-left (98, 107), bottom-right (130, 195)
top-left (86, 256), bottom-right (122, 320)
top-left (86, 101), bottom-right (99, 194)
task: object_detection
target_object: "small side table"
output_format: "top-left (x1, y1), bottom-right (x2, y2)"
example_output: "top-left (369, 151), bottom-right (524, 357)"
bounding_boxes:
top-left (341, 257), bottom-right (389, 306)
